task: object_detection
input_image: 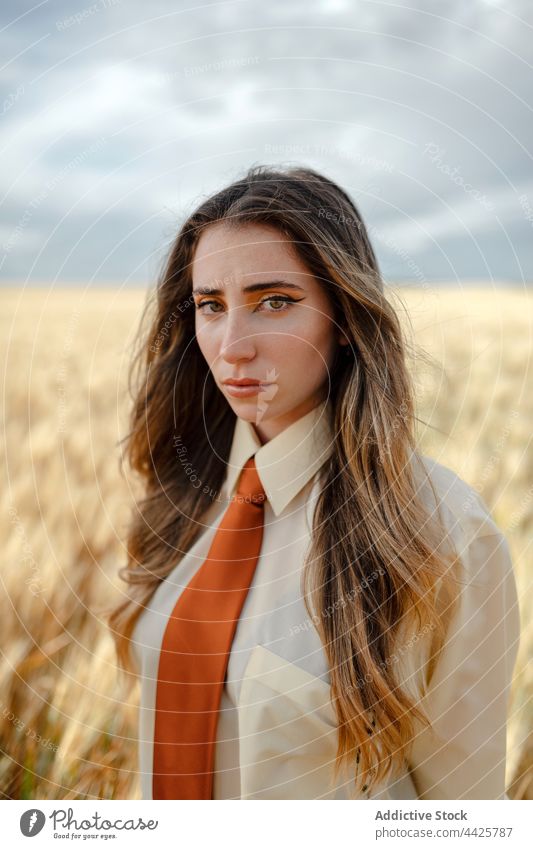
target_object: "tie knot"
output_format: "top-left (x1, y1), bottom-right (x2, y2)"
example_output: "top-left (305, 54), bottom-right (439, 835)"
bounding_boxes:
top-left (235, 456), bottom-right (266, 505)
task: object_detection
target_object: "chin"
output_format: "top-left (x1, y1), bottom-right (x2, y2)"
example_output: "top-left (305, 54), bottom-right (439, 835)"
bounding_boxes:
top-left (230, 398), bottom-right (279, 422)
top-left (229, 399), bottom-right (265, 415)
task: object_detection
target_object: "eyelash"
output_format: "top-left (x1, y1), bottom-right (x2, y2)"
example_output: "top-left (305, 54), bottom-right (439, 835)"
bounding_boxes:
top-left (194, 295), bottom-right (301, 315)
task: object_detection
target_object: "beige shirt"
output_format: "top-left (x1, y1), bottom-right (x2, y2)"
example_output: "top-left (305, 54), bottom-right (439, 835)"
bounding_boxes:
top-left (130, 399), bottom-right (521, 800)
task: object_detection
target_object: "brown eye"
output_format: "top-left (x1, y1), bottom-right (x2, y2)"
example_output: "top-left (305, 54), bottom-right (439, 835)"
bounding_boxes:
top-left (195, 300), bottom-right (222, 313)
top-left (258, 295), bottom-right (297, 312)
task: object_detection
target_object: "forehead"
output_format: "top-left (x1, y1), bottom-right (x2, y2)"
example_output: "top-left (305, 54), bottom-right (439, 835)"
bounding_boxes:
top-left (191, 221), bottom-right (310, 284)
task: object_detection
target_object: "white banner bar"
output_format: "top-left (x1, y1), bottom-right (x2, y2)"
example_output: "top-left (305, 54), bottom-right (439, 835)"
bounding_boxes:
top-left (3, 799), bottom-right (531, 848)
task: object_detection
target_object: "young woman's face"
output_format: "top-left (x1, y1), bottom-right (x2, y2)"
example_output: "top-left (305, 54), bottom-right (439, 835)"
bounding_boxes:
top-left (191, 221), bottom-right (348, 442)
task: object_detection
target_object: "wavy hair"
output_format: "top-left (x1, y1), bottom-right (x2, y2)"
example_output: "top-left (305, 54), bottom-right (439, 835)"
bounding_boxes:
top-left (107, 164), bottom-right (459, 796)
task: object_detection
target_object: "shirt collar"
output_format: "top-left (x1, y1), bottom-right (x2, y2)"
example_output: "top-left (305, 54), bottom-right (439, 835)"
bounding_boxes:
top-left (221, 399), bottom-right (334, 516)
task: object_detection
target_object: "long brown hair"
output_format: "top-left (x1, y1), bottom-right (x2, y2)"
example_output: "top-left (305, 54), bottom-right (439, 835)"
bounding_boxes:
top-left (107, 164), bottom-right (459, 795)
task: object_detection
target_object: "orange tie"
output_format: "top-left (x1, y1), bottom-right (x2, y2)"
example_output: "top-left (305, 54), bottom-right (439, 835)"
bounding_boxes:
top-left (152, 455), bottom-right (266, 799)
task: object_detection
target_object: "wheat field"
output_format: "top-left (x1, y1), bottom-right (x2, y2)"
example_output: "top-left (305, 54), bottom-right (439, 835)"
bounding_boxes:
top-left (1, 285), bottom-right (531, 800)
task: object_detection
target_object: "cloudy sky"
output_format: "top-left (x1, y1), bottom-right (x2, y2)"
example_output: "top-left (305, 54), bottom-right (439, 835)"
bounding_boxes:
top-left (1, 0), bottom-right (532, 286)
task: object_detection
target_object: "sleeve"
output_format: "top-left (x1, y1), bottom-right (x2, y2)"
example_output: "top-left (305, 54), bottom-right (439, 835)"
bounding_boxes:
top-left (407, 529), bottom-right (521, 800)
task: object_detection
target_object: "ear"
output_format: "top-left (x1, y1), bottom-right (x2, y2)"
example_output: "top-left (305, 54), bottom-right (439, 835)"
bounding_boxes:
top-left (338, 333), bottom-right (350, 346)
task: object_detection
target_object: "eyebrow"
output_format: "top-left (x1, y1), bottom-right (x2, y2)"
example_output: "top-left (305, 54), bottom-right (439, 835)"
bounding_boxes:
top-left (192, 280), bottom-right (306, 296)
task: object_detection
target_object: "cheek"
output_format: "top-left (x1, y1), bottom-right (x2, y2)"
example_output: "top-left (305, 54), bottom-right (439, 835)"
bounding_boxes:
top-left (283, 311), bottom-right (336, 364)
top-left (273, 334), bottom-right (333, 388)
top-left (195, 320), bottom-right (216, 361)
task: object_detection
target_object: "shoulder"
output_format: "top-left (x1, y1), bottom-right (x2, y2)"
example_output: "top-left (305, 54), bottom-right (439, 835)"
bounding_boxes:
top-left (407, 454), bottom-right (521, 701)
top-left (410, 452), bottom-right (518, 604)
top-left (411, 452), bottom-right (506, 549)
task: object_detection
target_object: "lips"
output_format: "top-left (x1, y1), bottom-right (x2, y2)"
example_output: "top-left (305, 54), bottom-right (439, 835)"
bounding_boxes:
top-left (223, 379), bottom-right (273, 398)
top-left (223, 379), bottom-right (263, 386)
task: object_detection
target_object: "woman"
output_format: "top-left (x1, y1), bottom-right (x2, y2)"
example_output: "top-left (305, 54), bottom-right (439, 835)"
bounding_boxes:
top-left (108, 164), bottom-right (520, 800)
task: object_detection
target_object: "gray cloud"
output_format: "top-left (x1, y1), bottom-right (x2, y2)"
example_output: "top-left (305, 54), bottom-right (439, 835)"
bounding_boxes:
top-left (1, 0), bottom-right (532, 285)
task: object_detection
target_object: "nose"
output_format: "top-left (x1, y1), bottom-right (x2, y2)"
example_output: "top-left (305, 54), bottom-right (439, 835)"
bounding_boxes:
top-left (219, 308), bottom-right (257, 363)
